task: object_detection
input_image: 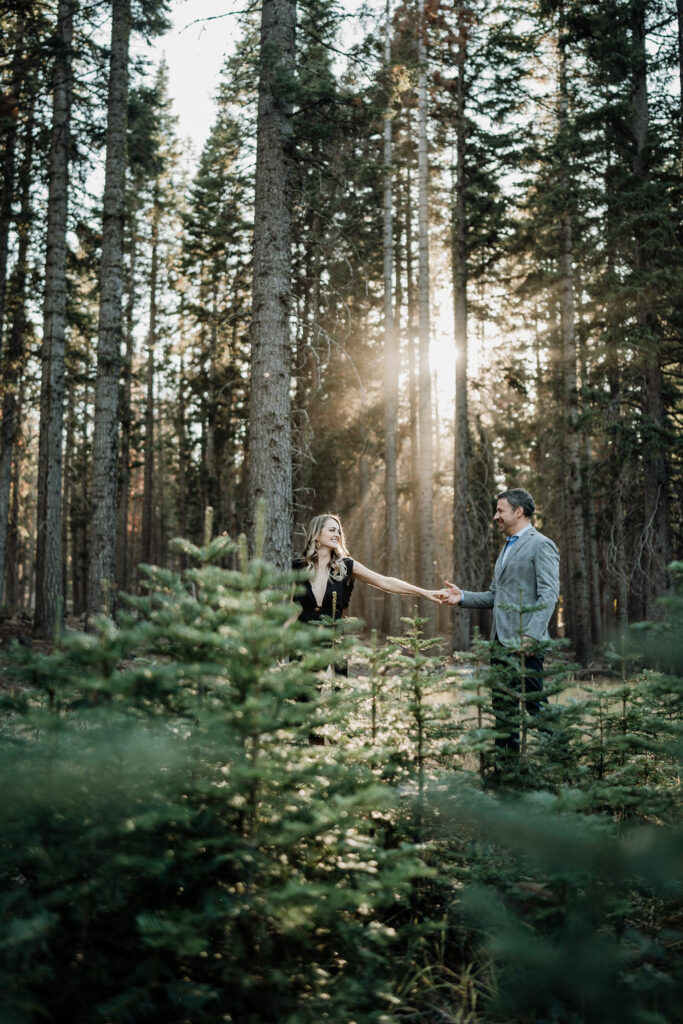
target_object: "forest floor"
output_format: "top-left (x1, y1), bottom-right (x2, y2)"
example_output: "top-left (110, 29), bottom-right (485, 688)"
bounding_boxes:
top-left (0, 614), bottom-right (46, 650)
top-left (0, 615), bottom-right (617, 703)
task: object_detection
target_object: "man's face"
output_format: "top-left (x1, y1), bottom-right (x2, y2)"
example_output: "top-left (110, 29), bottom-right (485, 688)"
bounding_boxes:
top-left (493, 498), bottom-right (522, 535)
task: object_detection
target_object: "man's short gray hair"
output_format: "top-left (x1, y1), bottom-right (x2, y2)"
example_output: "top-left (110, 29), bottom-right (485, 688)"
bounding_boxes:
top-left (497, 488), bottom-right (535, 519)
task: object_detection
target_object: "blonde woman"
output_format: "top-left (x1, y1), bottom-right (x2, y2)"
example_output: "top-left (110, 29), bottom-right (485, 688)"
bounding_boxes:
top-left (292, 513), bottom-right (442, 625)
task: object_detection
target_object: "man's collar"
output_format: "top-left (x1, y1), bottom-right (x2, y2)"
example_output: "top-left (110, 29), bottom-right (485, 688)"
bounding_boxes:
top-left (508, 522), bottom-right (532, 539)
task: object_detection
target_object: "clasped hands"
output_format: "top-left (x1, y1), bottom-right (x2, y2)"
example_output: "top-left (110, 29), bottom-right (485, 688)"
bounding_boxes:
top-left (427, 580), bottom-right (462, 605)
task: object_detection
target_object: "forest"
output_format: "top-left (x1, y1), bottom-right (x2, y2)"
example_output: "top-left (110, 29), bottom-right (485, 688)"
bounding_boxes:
top-left (0, 0), bottom-right (682, 1021)
top-left (0, 0), bottom-right (681, 649)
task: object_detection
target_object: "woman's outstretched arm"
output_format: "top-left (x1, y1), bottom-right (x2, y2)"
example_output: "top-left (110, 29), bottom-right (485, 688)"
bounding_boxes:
top-left (352, 561), bottom-right (444, 603)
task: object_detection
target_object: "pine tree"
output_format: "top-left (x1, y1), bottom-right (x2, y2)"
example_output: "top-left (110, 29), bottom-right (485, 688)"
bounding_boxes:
top-left (416, 0), bottom-right (436, 629)
top-left (0, 85), bottom-right (35, 608)
top-left (89, 0), bottom-right (170, 616)
top-left (247, 0), bottom-right (296, 567)
top-left (0, 513), bottom-right (427, 1022)
top-left (34, 0), bottom-right (76, 636)
top-left (0, 1), bottom-right (26, 350)
top-left (88, 0), bottom-right (132, 618)
top-left (182, 72), bottom-right (251, 541)
top-left (383, 0), bottom-right (402, 637)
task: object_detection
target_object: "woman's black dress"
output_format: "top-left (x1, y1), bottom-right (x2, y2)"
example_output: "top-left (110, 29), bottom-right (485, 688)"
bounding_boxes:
top-left (292, 556), bottom-right (355, 624)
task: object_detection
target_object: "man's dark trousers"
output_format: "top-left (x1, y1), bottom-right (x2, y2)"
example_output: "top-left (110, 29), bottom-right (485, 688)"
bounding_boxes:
top-left (490, 644), bottom-right (545, 752)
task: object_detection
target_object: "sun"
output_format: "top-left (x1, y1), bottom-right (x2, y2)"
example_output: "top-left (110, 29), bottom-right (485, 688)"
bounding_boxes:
top-left (428, 291), bottom-right (492, 413)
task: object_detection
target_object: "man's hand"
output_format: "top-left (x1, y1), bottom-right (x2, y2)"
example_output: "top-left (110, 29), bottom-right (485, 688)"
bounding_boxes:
top-left (441, 580), bottom-right (463, 606)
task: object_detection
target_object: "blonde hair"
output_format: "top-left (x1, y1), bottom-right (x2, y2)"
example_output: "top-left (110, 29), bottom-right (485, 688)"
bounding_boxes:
top-left (300, 514), bottom-right (350, 580)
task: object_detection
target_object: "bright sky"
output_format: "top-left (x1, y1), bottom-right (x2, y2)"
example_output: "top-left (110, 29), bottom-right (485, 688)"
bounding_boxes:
top-left (141, 0), bottom-right (376, 154)
top-left (139, 0), bottom-right (463, 406)
top-left (140, 0), bottom-right (241, 153)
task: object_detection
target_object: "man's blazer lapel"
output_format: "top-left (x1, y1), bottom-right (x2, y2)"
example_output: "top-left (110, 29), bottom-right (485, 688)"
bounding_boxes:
top-left (499, 527), bottom-right (535, 578)
top-left (493, 543), bottom-right (506, 582)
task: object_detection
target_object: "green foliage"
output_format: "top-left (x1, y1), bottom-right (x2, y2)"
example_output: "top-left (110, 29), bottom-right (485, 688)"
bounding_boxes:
top-left (0, 533), bottom-right (425, 1023)
top-left (1, 552), bottom-right (682, 1022)
top-left (458, 787), bottom-right (683, 1024)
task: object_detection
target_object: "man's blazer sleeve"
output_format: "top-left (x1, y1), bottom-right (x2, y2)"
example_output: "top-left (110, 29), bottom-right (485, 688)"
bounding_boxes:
top-left (525, 536), bottom-right (560, 640)
top-left (461, 577), bottom-right (496, 609)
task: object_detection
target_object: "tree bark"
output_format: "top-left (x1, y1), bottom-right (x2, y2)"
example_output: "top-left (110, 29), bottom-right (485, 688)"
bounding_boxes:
top-left (451, 6), bottom-right (469, 653)
top-left (141, 200), bottom-right (159, 565)
top-left (577, 295), bottom-right (603, 650)
top-left (116, 203), bottom-right (137, 592)
top-left (677, 0), bottom-right (683, 156)
top-left (34, 0), bottom-right (74, 635)
top-left (88, 0), bottom-right (131, 617)
top-left (558, 19), bottom-right (592, 665)
top-left (176, 345), bottom-right (187, 548)
top-left (5, 379), bottom-right (24, 609)
top-left (0, 96), bottom-right (33, 608)
top-left (631, 0), bottom-right (672, 617)
top-left (405, 161), bottom-right (420, 591)
top-left (383, 0), bottom-right (401, 636)
top-left (247, 0), bottom-right (296, 567)
top-left (0, 7), bottom-right (25, 361)
top-left (206, 285), bottom-right (220, 527)
top-left (70, 385), bottom-right (89, 617)
top-left (292, 203), bottom-right (320, 520)
top-left (416, 10), bottom-right (435, 627)
top-left (62, 385), bottom-right (74, 606)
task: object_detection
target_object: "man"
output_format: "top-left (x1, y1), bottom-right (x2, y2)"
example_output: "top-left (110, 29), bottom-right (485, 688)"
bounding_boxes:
top-left (442, 488), bottom-right (560, 750)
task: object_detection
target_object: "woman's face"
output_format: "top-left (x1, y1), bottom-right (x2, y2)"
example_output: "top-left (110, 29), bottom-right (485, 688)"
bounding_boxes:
top-left (317, 517), bottom-right (341, 552)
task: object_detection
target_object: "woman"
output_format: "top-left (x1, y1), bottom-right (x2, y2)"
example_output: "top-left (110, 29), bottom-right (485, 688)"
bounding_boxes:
top-left (292, 513), bottom-right (442, 744)
top-left (292, 512), bottom-right (443, 625)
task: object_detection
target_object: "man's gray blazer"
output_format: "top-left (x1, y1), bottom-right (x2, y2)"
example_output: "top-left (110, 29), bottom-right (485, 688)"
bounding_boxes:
top-left (460, 526), bottom-right (560, 648)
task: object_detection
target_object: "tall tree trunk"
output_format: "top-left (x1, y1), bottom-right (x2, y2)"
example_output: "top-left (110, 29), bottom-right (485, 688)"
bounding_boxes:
top-left (293, 178), bottom-right (321, 519)
top-left (558, 19), bottom-right (592, 664)
top-left (405, 161), bottom-right (420, 589)
top-left (0, 8), bottom-right (25, 358)
top-left (631, 0), bottom-right (672, 616)
top-left (5, 379), bottom-right (24, 609)
top-left (176, 346), bottom-right (187, 547)
top-left (383, 0), bottom-right (401, 636)
top-left (416, 10), bottom-right (435, 627)
top-left (88, 0), bottom-right (130, 617)
top-left (34, 0), bottom-right (74, 635)
top-left (601, 133), bottom-right (630, 633)
top-left (206, 286), bottom-right (221, 526)
top-left (677, 0), bottom-right (683, 156)
top-left (141, 202), bottom-right (159, 566)
top-left (451, 7), bottom-right (469, 652)
top-left (395, 173), bottom-right (412, 620)
top-left (224, 326), bottom-right (240, 537)
top-left (62, 385), bottom-right (75, 608)
top-left (605, 320), bottom-right (630, 633)
top-left (0, 98), bottom-right (33, 607)
top-left (582, 433), bottom-right (603, 644)
top-left (116, 204), bottom-right (137, 592)
top-left (247, 0), bottom-right (295, 566)
top-left (577, 301), bottom-right (603, 650)
top-left (71, 386), bottom-right (89, 617)
top-left (155, 425), bottom-right (165, 563)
